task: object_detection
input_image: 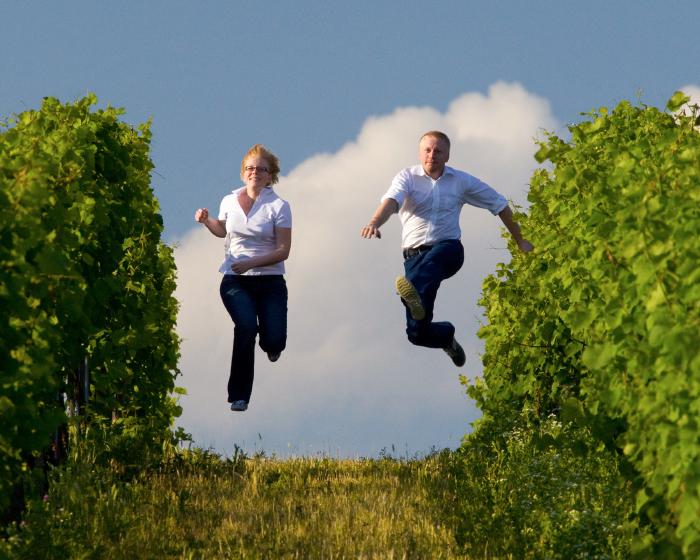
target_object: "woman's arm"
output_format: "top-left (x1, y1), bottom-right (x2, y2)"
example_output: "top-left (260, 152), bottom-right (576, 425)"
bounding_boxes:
top-left (231, 226), bottom-right (292, 274)
top-left (194, 208), bottom-right (226, 238)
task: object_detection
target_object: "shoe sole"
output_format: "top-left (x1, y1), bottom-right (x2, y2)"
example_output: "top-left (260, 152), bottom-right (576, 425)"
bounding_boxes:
top-left (395, 276), bottom-right (425, 320)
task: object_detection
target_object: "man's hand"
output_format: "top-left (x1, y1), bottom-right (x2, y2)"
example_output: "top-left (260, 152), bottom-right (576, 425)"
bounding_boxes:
top-left (360, 223), bottom-right (382, 239)
top-left (498, 206), bottom-right (534, 254)
top-left (517, 239), bottom-right (534, 253)
top-left (360, 199), bottom-right (398, 239)
top-left (195, 208), bottom-right (209, 223)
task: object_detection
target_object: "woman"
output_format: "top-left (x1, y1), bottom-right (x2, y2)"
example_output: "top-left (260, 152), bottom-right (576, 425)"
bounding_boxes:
top-left (195, 144), bottom-right (291, 412)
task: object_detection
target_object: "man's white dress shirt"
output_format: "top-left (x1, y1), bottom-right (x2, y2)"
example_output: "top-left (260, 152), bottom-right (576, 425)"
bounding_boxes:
top-left (382, 165), bottom-right (508, 249)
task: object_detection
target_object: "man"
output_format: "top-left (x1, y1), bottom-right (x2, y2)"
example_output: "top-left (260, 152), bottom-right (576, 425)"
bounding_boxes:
top-left (360, 131), bottom-right (533, 366)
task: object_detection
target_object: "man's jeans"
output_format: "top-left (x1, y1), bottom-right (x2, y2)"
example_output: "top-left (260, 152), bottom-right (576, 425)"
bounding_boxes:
top-left (402, 239), bottom-right (464, 349)
top-left (220, 275), bottom-right (287, 403)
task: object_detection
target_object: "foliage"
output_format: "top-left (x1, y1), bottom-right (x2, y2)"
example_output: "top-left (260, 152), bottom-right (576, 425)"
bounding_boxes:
top-left (450, 417), bottom-right (639, 559)
top-left (0, 447), bottom-right (463, 560)
top-left (0, 95), bottom-right (181, 512)
top-left (470, 92), bottom-right (700, 557)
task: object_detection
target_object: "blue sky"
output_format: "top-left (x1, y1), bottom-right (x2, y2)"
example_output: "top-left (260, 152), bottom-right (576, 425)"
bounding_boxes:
top-left (3, 1), bottom-right (698, 239)
top-left (3, 1), bottom-right (699, 457)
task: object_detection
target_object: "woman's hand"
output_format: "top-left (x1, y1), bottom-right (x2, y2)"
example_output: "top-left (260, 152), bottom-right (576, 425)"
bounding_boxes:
top-left (195, 208), bottom-right (209, 223)
top-left (231, 260), bottom-right (252, 274)
top-left (195, 209), bottom-right (227, 237)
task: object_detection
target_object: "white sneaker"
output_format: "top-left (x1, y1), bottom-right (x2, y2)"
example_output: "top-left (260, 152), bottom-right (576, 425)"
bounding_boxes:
top-left (230, 400), bottom-right (248, 412)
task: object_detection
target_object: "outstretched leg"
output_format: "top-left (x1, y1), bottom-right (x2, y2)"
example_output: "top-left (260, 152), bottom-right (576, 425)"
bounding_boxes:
top-left (220, 276), bottom-right (258, 404)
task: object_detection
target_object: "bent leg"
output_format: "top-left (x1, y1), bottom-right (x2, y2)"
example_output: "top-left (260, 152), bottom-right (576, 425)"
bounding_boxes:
top-left (257, 276), bottom-right (288, 356)
top-left (405, 315), bottom-right (455, 348)
top-left (403, 240), bottom-right (464, 348)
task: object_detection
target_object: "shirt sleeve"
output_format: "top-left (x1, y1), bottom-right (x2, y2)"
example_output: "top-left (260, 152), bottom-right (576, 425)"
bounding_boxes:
top-left (274, 200), bottom-right (292, 228)
top-left (460, 172), bottom-right (508, 215)
top-left (381, 168), bottom-right (411, 206)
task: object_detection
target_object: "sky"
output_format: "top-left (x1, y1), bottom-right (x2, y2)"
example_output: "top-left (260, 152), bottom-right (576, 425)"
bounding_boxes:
top-left (2, 1), bottom-right (699, 457)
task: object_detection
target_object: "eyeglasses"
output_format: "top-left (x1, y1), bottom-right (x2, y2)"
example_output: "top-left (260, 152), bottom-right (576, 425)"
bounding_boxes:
top-left (244, 165), bottom-right (269, 173)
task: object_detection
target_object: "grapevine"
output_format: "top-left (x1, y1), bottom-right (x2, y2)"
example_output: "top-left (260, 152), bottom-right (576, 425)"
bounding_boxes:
top-left (0, 95), bottom-right (180, 514)
top-left (471, 92), bottom-right (700, 556)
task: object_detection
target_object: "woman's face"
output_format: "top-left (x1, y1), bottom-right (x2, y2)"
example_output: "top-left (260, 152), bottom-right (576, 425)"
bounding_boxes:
top-left (242, 156), bottom-right (272, 188)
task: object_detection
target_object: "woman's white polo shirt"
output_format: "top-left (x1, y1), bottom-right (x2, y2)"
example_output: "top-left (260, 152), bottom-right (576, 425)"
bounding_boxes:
top-left (218, 186), bottom-right (292, 275)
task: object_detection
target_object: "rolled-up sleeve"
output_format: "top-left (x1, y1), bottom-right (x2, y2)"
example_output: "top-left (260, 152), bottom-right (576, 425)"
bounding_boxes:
top-left (460, 172), bottom-right (508, 215)
top-left (381, 168), bottom-right (411, 206)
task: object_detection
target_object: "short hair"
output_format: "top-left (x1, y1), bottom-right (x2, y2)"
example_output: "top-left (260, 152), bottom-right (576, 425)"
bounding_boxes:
top-left (420, 130), bottom-right (451, 150)
top-left (240, 144), bottom-right (281, 185)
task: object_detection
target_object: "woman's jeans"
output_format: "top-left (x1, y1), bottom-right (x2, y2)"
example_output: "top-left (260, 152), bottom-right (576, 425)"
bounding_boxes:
top-left (403, 239), bottom-right (464, 349)
top-left (219, 274), bottom-right (287, 403)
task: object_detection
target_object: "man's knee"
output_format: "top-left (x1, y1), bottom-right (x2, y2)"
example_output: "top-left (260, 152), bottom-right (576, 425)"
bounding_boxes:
top-left (406, 325), bottom-right (424, 346)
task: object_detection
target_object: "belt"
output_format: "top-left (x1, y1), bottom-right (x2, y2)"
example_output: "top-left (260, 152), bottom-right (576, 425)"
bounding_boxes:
top-left (403, 245), bottom-right (433, 259)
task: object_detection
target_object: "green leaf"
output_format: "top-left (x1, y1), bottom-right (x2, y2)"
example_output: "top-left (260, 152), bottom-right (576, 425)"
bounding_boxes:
top-left (666, 90), bottom-right (690, 112)
top-left (560, 397), bottom-right (585, 423)
top-left (581, 343), bottom-right (617, 369)
top-left (534, 143), bottom-right (550, 163)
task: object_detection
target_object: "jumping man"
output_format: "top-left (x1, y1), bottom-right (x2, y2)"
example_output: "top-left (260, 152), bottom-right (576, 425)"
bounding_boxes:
top-left (360, 131), bottom-right (533, 366)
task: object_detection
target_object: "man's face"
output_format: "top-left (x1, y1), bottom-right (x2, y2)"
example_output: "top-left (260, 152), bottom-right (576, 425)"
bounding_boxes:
top-left (419, 136), bottom-right (450, 177)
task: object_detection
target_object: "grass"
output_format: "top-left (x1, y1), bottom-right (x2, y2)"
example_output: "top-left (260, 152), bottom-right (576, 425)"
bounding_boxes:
top-left (2, 448), bottom-right (464, 559)
top-left (2, 418), bottom-right (641, 559)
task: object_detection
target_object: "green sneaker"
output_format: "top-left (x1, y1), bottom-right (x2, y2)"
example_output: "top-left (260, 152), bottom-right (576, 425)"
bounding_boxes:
top-left (395, 276), bottom-right (425, 320)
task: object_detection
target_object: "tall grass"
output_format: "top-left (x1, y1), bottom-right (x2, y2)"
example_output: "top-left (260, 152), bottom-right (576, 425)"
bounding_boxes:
top-left (2, 419), bottom-right (641, 559)
top-left (1, 447), bottom-right (462, 559)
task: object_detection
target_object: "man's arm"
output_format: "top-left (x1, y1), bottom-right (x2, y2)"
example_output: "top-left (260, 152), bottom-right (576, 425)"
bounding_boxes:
top-left (498, 206), bottom-right (534, 252)
top-left (360, 198), bottom-right (399, 239)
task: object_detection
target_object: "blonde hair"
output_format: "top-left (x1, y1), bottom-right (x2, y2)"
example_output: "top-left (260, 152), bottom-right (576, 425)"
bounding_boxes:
top-left (420, 130), bottom-right (451, 150)
top-left (240, 144), bottom-right (281, 185)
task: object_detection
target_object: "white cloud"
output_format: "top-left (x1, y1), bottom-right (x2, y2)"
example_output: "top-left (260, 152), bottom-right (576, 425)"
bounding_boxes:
top-left (680, 84), bottom-right (700, 107)
top-left (174, 82), bottom-right (559, 457)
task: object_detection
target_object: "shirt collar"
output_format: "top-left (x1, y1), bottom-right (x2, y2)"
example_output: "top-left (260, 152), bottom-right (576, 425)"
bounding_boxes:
top-left (418, 165), bottom-right (454, 179)
top-left (233, 185), bottom-right (275, 197)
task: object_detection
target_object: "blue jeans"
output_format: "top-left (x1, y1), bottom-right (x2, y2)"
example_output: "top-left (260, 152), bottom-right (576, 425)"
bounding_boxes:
top-left (402, 239), bottom-right (464, 349)
top-left (219, 275), bottom-right (287, 403)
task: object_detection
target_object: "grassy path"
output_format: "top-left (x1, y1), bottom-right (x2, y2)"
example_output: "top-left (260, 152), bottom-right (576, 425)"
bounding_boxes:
top-left (3, 451), bottom-right (465, 559)
top-left (3, 420), bottom-right (638, 558)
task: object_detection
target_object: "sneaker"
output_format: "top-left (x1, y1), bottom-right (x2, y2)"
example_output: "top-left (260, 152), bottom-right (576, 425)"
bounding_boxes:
top-left (395, 276), bottom-right (425, 320)
top-left (443, 337), bottom-right (466, 367)
top-left (267, 352), bottom-right (281, 362)
top-left (230, 400), bottom-right (248, 412)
